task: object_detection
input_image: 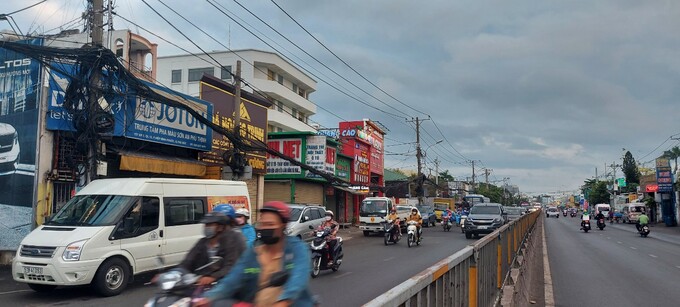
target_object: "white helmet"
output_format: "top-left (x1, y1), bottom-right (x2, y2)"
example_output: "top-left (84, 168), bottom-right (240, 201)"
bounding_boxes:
top-left (235, 208), bottom-right (250, 218)
top-left (325, 210), bottom-right (334, 217)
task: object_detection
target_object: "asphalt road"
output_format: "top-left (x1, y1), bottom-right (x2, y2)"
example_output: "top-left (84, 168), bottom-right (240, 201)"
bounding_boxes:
top-left (545, 215), bottom-right (680, 307)
top-left (1, 223), bottom-right (475, 307)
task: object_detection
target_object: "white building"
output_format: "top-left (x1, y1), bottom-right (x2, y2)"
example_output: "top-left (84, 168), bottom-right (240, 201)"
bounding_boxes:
top-left (156, 50), bottom-right (317, 133)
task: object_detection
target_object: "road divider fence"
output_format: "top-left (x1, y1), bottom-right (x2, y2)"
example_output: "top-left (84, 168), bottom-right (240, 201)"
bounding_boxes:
top-left (363, 210), bottom-right (540, 307)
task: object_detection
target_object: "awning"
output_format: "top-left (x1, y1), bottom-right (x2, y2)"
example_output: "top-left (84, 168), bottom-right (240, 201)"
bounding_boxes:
top-left (120, 153), bottom-right (207, 177)
top-left (333, 185), bottom-right (369, 195)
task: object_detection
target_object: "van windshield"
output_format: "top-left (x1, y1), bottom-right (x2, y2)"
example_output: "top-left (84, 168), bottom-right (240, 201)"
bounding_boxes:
top-left (46, 195), bottom-right (135, 226)
top-left (361, 200), bottom-right (388, 216)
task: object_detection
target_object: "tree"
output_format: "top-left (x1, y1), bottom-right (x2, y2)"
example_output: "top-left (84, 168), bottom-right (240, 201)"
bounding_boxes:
top-left (621, 151), bottom-right (641, 184)
top-left (438, 170), bottom-right (455, 183)
top-left (663, 146), bottom-right (680, 174)
top-left (587, 181), bottom-right (610, 205)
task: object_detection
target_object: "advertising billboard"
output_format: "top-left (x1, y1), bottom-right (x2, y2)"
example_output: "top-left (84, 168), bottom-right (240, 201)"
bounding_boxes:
top-left (0, 38), bottom-right (42, 250)
top-left (656, 158), bottom-right (673, 193)
top-left (266, 138), bottom-right (302, 175)
top-left (199, 78), bottom-right (268, 174)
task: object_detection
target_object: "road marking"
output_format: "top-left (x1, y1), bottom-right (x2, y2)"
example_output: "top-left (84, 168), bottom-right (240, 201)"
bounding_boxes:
top-left (333, 271), bottom-right (353, 279)
top-left (383, 256), bottom-right (396, 262)
top-left (0, 289), bottom-right (32, 295)
top-left (630, 246), bottom-right (637, 250)
top-left (676, 266), bottom-right (680, 269)
top-left (649, 254), bottom-right (658, 258)
top-left (617, 241), bottom-right (622, 244)
top-left (542, 218), bottom-right (555, 307)
top-left (607, 237), bottom-right (611, 239)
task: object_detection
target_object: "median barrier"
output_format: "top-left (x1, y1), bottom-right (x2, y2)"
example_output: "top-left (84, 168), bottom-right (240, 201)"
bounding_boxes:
top-left (363, 210), bottom-right (540, 307)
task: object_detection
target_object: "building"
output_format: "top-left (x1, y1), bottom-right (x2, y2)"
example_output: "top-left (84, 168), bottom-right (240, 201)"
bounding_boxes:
top-left (156, 50), bottom-right (317, 133)
top-left (384, 169), bottom-right (410, 198)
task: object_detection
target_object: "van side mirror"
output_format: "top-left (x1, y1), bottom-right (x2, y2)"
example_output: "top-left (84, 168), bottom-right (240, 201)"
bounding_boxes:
top-left (124, 217), bottom-right (135, 233)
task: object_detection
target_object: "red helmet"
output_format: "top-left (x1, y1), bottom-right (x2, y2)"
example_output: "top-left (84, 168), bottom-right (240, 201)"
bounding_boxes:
top-left (260, 201), bottom-right (291, 223)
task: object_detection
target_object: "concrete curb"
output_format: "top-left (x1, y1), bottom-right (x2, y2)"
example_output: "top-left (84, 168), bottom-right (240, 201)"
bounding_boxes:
top-left (499, 216), bottom-right (544, 307)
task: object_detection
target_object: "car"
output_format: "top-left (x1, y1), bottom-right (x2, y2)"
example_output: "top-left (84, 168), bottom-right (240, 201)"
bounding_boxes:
top-left (0, 122), bottom-right (20, 172)
top-left (546, 207), bottom-right (560, 218)
top-left (503, 206), bottom-right (524, 221)
top-left (416, 204), bottom-right (437, 227)
top-left (286, 204), bottom-right (327, 241)
top-left (463, 203), bottom-right (507, 239)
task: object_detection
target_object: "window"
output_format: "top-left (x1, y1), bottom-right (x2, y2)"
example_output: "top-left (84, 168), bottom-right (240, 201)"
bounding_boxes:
top-left (298, 88), bottom-right (306, 98)
top-left (310, 208), bottom-right (323, 220)
top-left (164, 198), bottom-right (206, 226)
top-left (292, 83), bottom-right (298, 93)
top-left (171, 69), bottom-right (182, 83)
top-left (116, 197), bottom-right (160, 236)
top-left (275, 100), bottom-right (283, 112)
top-left (188, 67), bottom-right (214, 82)
top-left (267, 69), bottom-right (275, 81)
top-left (292, 108), bottom-right (298, 118)
top-left (302, 208), bottom-right (312, 221)
top-left (298, 112), bottom-right (305, 122)
top-left (277, 74), bottom-right (284, 85)
top-left (220, 66), bottom-right (232, 80)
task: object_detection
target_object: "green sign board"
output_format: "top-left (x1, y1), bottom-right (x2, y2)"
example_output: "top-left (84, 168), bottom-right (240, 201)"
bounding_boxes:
top-left (336, 155), bottom-right (351, 181)
top-left (617, 178), bottom-right (626, 187)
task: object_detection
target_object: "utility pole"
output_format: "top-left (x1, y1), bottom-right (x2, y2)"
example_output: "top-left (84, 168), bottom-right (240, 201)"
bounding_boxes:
top-left (484, 168), bottom-right (491, 188)
top-left (434, 158), bottom-right (440, 197)
top-left (407, 117), bottom-right (429, 205)
top-left (234, 60), bottom-right (242, 135)
top-left (87, 0), bottom-right (104, 184)
top-left (471, 160), bottom-right (476, 193)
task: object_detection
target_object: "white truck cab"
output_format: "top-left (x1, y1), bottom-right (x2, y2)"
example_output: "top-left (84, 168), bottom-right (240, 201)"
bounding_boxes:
top-left (12, 178), bottom-right (251, 296)
top-left (359, 197), bottom-right (409, 236)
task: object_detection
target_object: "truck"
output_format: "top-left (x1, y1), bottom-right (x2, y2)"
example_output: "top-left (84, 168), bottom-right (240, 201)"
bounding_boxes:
top-left (359, 197), bottom-right (410, 236)
top-left (432, 198), bottom-right (455, 221)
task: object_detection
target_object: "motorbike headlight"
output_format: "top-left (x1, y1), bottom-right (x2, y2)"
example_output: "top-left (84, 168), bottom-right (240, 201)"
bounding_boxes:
top-left (316, 231), bottom-right (324, 237)
top-left (158, 270), bottom-right (182, 290)
top-left (62, 239), bottom-right (87, 261)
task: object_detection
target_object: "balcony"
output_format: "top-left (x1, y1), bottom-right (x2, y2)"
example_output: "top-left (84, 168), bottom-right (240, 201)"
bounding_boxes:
top-left (268, 109), bottom-right (315, 132)
top-left (251, 79), bottom-right (316, 114)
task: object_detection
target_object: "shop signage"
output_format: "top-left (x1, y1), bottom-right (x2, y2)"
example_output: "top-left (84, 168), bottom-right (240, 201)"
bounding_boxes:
top-left (266, 138), bottom-right (302, 174)
top-left (646, 184), bottom-right (659, 193)
top-left (336, 155), bottom-right (351, 181)
top-left (326, 147), bottom-right (337, 174)
top-left (198, 79), bottom-right (268, 174)
top-left (317, 128), bottom-right (339, 139)
top-left (305, 135), bottom-right (326, 178)
top-left (655, 158), bottom-right (673, 192)
top-left (353, 142), bottom-right (370, 184)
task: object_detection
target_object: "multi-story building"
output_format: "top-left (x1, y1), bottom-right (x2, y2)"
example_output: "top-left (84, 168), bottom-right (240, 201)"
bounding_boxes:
top-left (156, 50), bottom-right (317, 133)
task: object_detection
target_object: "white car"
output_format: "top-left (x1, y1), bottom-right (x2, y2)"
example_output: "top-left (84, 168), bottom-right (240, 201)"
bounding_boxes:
top-left (546, 207), bottom-right (560, 218)
top-left (0, 123), bottom-right (20, 172)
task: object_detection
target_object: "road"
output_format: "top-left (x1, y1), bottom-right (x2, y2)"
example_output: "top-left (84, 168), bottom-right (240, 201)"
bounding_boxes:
top-left (0, 223), bottom-right (474, 307)
top-left (545, 215), bottom-right (680, 307)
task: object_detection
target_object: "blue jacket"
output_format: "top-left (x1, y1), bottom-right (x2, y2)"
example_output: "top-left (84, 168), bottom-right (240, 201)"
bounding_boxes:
top-left (204, 236), bottom-right (314, 306)
top-left (239, 224), bottom-right (257, 248)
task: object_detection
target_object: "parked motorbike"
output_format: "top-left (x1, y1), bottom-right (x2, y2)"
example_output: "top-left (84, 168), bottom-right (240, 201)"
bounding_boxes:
top-left (309, 225), bottom-right (343, 278)
top-left (563, 211), bottom-right (568, 217)
top-left (638, 224), bottom-right (650, 237)
top-left (582, 220), bottom-right (591, 233)
top-left (597, 218), bottom-right (606, 230)
top-left (407, 221), bottom-right (421, 248)
top-left (383, 219), bottom-right (401, 245)
top-left (442, 216), bottom-right (453, 232)
top-left (144, 256), bottom-right (222, 307)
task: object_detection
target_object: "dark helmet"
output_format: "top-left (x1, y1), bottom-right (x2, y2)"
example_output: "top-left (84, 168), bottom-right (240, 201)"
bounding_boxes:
top-left (201, 211), bottom-right (229, 225)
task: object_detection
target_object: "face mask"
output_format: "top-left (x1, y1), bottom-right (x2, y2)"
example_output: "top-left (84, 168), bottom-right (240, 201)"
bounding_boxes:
top-left (325, 216), bottom-right (331, 221)
top-left (204, 226), bottom-right (217, 238)
top-left (257, 228), bottom-right (281, 245)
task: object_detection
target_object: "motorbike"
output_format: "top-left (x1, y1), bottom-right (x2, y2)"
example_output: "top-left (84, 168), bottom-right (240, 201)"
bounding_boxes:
top-left (638, 224), bottom-right (650, 237)
top-left (460, 214), bottom-right (468, 233)
top-left (383, 219), bottom-right (401, 245)
top-left (597, 218), bottom-right (606, 230)
top-left (581, 220), bottom-right (591, 233)
top-left (309, 225), bottom-right (343, 278)
top-left (563, 211), bottom-right (568, 217)
top-left (570, 212), bottom-right (576, 218)
top-left (144, 256), bottom-right (222, 307)
top-left (407, 221), bottom-right (421, 248)
top-left (442, 216), bottom-right (453, 232)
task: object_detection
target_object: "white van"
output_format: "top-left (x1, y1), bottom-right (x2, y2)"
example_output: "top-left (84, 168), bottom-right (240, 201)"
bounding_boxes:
top-left (12, 178), bottom-right (251, 296)
top-left (359, 197), bottom-right (410, 236)
top-left (594, 203), bottom-right (611, 217)
top-left (623, 203), bottom-right (647, 224)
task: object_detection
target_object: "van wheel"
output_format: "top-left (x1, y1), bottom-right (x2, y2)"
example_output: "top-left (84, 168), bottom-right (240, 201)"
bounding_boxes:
top-left (92, 258), bottom-right (129, 296)
top-left (28, 284), bottom-right (56, 292)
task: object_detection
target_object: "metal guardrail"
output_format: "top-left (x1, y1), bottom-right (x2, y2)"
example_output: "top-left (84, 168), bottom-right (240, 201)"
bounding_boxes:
top-left (364, 210), bottom-right (540, 307)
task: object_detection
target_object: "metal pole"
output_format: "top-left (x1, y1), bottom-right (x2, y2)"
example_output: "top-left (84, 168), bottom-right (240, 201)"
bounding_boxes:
top-left (234, 60), bottom-right (242, 135)
top-left (87, 0), bottom-right (103, 184)
top-left (415, 117), bottom-right (423, 205)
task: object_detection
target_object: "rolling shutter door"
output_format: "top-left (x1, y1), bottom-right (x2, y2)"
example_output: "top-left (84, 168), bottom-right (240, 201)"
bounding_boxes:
top-left (294, 180), bottom-right (323, 205)
top-left (264, 181), bottom-right (291, 203)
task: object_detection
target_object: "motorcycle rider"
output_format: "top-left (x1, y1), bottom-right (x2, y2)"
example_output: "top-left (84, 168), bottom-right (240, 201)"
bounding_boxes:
top-left (235, 208), bottom-right (256, 248)
top-left (196, 201), bottom-right (314, 307)
top-left (176, 205), bottom-right (245, 286)
top-left (443, 208), bottom-right (454, 226)
top-left (636, 211), bottom-right (650, 232)
top-left (595, 211), bottom-right (606, 226)
top-left (386, 208), bottom-right (401, 239)
top-left (407, 208), bottom-right (423, 241)
top-left (318, 210), bottom-right (339, 266)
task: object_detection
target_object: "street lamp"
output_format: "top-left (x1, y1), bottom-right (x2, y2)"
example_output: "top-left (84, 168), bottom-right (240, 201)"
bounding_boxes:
top-left (424, 139), bottom-right (444, 155)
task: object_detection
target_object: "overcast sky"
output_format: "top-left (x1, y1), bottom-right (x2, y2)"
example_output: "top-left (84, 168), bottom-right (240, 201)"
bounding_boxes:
top-left (5, 0), bottom-right (680, 195)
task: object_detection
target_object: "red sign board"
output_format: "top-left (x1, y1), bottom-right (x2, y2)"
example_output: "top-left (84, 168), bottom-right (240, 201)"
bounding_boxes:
top-left (646, 184), bottom-right (659, 193)
top-left (266, 139), bottom-right (302, 174)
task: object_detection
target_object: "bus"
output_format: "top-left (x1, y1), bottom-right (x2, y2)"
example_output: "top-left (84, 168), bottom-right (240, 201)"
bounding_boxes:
top-left (464, 194), bottom-right (490, 206)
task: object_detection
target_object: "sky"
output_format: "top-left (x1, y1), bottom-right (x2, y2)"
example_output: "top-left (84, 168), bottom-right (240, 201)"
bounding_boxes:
top-left (3, 0), bottom-right (680, 195)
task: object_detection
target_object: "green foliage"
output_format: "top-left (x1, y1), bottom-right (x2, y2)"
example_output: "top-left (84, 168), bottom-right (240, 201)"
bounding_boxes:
top-left (587, 181), bottom-right (610, 205)
top-left (475, 184), bottom-right (519, 205)
top-left (438, 170), bottom-right (455, 183)
top-left (622, 151), bottom-right (641, 184)
top-left (663, 146), bottom-right (680, 174)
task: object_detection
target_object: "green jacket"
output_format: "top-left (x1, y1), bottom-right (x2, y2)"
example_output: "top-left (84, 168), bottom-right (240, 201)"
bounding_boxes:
top-left (638, 214), bottom-right (649, 225)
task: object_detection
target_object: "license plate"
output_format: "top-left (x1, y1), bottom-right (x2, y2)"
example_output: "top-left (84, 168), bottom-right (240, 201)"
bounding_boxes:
top-left (23, 266), bottom-right (43, 275)
top-left (478, 226), bottom-right (487, 229)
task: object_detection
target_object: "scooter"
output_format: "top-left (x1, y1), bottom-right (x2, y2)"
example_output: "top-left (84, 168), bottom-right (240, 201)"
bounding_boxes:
top-left (407, 221), bottom-right (421, 248)
top-left (563, 211), bottom-right (568, 217)
top-left (442, 216), bottom-right (453, 232)
top-left (570, 212), bottom-right (577, 218)
top-left (581, 220), bottom-right (591, 233)
top-left (460, 215), bottom-right (468, 233)
top-left (309, 225), bottom-right (343, 278)
top-left (638, 224), bottom-right (650, 237)
top-left (383, 220), bottom-right (401, 245)
top-left (144, 256), bottom-right (222, 307)
top-left (597, 218), bottom-right (606, 230)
